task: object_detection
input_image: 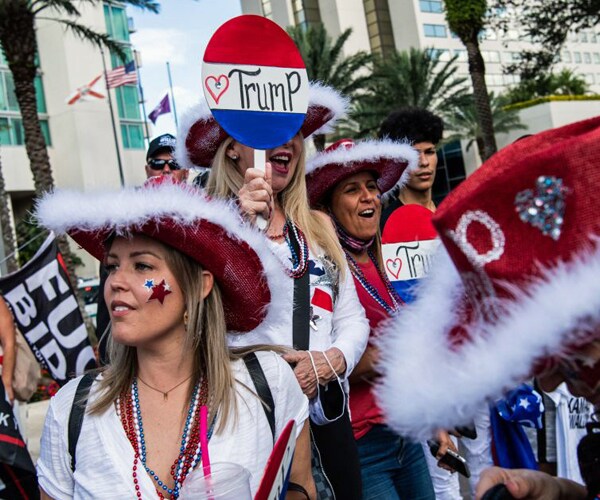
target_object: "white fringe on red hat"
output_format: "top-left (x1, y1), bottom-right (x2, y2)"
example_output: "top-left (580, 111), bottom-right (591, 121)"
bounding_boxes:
top-left (375, 239), bottom-right (600, 439)
top-left (306, 139), bottom-right (418, 188)
top-left (36, 184), bottom-right (292, 338)
top-left (306, 82), bottom-right (350, 136)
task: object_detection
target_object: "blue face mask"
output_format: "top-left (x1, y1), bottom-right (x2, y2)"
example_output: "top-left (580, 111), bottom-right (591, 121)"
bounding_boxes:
top-left (307, 351), bottom-right (347, 426)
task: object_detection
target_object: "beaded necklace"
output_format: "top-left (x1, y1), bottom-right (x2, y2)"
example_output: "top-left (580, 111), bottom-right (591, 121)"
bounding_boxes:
top-left (344, 249), bottom-right (403, 315)
top-left (282, 219), bottom-right (309, 279)
top-left (118, 377), bottom-right (211, 499)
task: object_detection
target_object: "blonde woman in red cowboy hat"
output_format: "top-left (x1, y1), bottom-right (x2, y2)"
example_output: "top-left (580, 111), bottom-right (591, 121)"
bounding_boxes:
top-left (305, 138), bottom-right (440, 499)
top-left (34, 180), bottom-right (315, 499)
top-left (176, 83), bottom-right (370, 500)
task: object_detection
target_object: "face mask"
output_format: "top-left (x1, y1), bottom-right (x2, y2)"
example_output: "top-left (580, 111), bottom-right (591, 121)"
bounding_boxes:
top-left (307, 351), bottom-right (347, 426)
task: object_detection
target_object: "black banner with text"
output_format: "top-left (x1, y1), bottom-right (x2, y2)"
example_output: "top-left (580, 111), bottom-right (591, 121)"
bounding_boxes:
top-left (0, 234), bottom-right (96, 386)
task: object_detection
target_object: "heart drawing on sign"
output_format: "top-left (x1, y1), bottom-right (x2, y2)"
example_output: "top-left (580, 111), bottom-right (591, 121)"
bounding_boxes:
top-left (204, 75), bottom-right (230, 104)
top-left (385, 258), bottom-right (403, 280)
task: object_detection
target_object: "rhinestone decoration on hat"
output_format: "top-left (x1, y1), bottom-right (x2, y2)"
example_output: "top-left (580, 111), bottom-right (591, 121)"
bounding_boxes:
top-left (514, 176), bottom-right (568, 241)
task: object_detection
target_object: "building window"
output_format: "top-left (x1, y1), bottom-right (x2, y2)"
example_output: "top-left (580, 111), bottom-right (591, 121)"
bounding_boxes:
top-left (482, 50), bottom-right (500, 63)
top-left (580, 32), bottom-right (589, 43)
top-left (585, 73), bottom-right (595, 84)
top-left (261, 0), bottom-right (272, 18)
top-left (433, 140), bottom-right (466, 204)
top-left (574, 52), bottom-right (582, 63)
top-left (115, 85), bottom-right (141, 120)
top-left (485, 73), bottom-right (503, 86)
top-left (504, 74), bottom-right (520, 85)
top-left (428, 48), bottom-right (450, 61)
top-left (454, 49), bottom-right (467, 62)
top-left (121, 122), bottom-right (144, 149)
top-left (591, 33), bottom-right (597, 43)
top-left (584, 52), bottom-right (592, 64)
top-left (419, 0), bottom-right (443, 13)
top-left (292, 0), bottom-right (321, 29)
top-left (424, 23), bottom-right (447, 38)
top-left (0, 45), bottom-right (49, 147)
top-left (363, 0), bottom-right (395, 56)
top-left (0, 116), bottom-right (51, 146)
top-left (562, 51), bottom-right (572, 63)
top-left (594, 53), bottom-right (600, 64)
top-left (104, 4), bottom-right (129, 42)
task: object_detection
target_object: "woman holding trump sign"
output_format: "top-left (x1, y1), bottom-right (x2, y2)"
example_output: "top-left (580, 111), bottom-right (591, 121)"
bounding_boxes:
top-left (177, 82), bottom-right (369, 499)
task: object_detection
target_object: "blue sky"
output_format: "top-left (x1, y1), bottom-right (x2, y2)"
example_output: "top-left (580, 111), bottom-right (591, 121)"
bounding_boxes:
top-left (129, 0), bottom-right (242, 139)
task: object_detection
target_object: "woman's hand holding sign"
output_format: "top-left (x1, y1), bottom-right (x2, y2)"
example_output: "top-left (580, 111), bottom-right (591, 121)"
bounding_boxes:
top-left (238, 162), bottom-right (273, 225)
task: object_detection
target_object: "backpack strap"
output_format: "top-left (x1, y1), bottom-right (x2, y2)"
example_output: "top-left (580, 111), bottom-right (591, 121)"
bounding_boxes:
top-left (68, 373), bottom-right (95, 472)
top-left (243, 352), bottom-right (275, 442)
top-left (289, 224), bottom-right (311, 351)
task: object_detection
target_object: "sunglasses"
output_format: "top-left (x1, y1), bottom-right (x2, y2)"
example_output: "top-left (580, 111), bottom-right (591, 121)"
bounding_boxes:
top-left (147, 159), bottom-right (181, 171)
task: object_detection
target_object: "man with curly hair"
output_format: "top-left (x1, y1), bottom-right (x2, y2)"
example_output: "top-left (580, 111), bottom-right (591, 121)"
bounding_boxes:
top-left (378, 107), bottom-right (444, 229)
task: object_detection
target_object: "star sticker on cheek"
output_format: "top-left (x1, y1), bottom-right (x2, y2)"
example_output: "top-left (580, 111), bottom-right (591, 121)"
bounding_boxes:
top-left (143, 279), bottom-right (155, 290)
top-left (146, 279), bottom-right (172, 304)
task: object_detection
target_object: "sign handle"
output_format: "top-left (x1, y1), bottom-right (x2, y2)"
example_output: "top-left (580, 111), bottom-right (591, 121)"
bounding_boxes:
top-left (254, 149), bottom-right (268, 230)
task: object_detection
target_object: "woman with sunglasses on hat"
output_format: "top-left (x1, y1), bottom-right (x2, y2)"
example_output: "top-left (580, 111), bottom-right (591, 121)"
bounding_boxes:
top-left (35, 179), bottom-right (315, 499)
top-left (305, 138), bottom-right (438, 499)
top-left (176, 83), bottom-right (370, 500)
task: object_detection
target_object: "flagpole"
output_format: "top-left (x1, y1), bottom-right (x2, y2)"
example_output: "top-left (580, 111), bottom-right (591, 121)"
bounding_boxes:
top-left (134, 50), bottom-right (151, 144)
top-left (100, 46), bottom-right (125, 187)
top-left (166, 61), bottom-right (179, 128)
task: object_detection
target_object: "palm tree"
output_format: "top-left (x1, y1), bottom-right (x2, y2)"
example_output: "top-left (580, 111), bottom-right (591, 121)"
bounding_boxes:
top-left (504, 69), bottom-right (589, 104)
top-left (445, 0), bottom-right (498, 161)
top-left (444, 93), bottom-right (526, 160)
top-left (287, 23), bottom-right (372, 149)
top-left (346, 48), bottom-right (468, 137)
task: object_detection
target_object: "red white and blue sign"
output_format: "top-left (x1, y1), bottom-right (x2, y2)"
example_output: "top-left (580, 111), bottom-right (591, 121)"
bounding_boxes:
top-left (381, 204), bottom-right (441, 303)
top-left (202, 15), bottom-right (309, 149)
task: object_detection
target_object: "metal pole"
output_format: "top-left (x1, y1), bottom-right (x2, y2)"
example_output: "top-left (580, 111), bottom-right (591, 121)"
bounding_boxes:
top-left (166, 61), bottom-right (179, 128)
top-left (100, 46), bottom-right (126, 187)
top-left (134, 50), bottom-right (151, 144)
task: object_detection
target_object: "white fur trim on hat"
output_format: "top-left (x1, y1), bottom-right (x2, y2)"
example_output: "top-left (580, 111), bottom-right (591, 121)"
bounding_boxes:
top-left (306, 139), bottom-right (418, 176)
top-left (375, 240), bottom-right (600, 440)
top-left (35, 184), bottom-right (292, 338)
top-left (306, 82), bottom-right (350, 136)
top-left (175, 100), bottom-right (219, 170)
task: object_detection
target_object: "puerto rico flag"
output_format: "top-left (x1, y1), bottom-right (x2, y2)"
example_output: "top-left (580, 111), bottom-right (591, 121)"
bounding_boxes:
top-left (202, 15), bottom-right (309, 149)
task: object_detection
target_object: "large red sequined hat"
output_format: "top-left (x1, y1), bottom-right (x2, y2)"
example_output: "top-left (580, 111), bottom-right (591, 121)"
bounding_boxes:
top-left (305, 138), bottom-right (418, 207)
top-left (175, 82), bottom-right (349, 169)
top-left (35, 181), bottom-right (289, 334)
top-left (376, 116), bottom-right (600, 439)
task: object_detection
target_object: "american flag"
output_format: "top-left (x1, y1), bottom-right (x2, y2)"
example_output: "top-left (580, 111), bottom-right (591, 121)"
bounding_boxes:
top-left (106, 60), bottom-right (137, 89)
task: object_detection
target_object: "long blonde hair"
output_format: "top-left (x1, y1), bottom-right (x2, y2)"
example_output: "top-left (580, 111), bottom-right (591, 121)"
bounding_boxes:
top-left (90, 238), bottom-right (238, 433)
top-left (206, 137), bottom-right (346, 274)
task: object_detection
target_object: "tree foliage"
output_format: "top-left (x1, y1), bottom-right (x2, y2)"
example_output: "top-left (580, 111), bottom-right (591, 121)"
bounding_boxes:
top-left (343, 48), bottom-right (468, 138)
top-left (287, 23), bottom-right (373, 97)
top-left (491, 0), bottom-right (600, 77)
top-left (504, 69), bottom-right (589, 105)
top-left (287, 23), bottom-right (372, 149)
top-left (444, 93), bottom-right (526, 158)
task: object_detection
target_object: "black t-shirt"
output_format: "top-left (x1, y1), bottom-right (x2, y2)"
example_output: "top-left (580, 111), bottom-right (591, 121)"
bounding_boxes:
top-left (380, 190), bottom-right (403, 232)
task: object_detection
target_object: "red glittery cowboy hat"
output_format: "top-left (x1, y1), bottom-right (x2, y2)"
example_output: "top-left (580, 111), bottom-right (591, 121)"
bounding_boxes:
top-left (305, 138), bottom-right (418, 207)
top-left (175, 82), bottom-right (349, 169)
top-left (35, 181), bottom-right (289, 334)
top-left (375, 116), bottom-right (600, 439)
